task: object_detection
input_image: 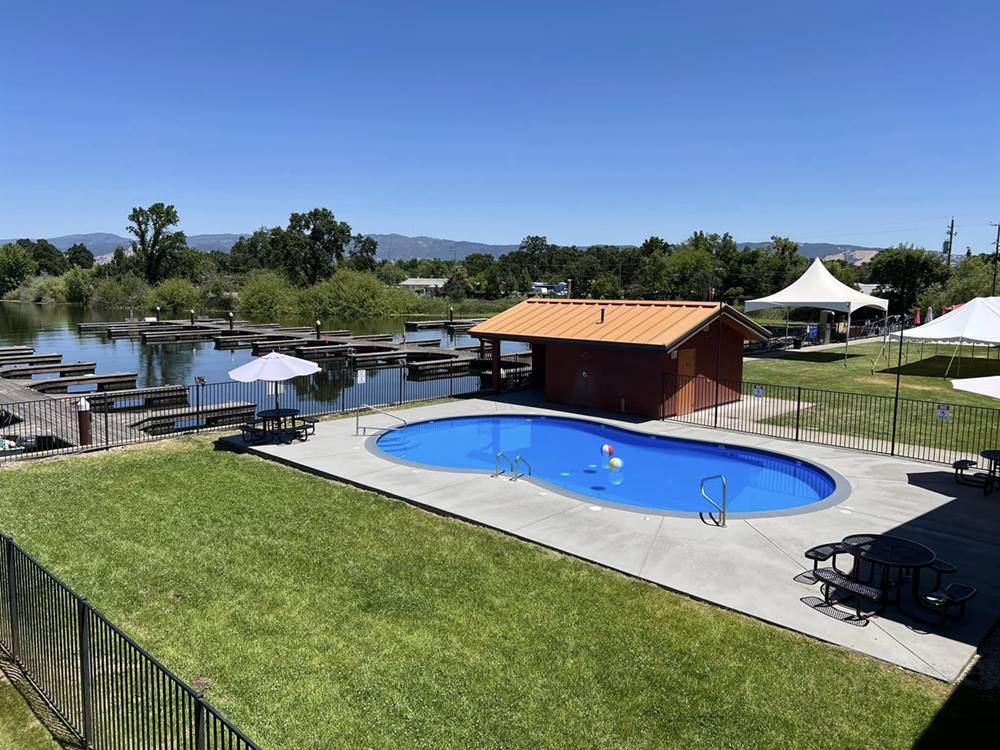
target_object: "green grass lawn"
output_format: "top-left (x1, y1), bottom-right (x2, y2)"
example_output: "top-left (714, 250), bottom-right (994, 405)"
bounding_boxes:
top-left (743, 342), bottom-right (1000, 454)
top-left (0, 439), bottom-right (992, 749)
top-left (0, 677), bottom-right (59, 750)
top-left (744, 342), bottom-right (1000, 407)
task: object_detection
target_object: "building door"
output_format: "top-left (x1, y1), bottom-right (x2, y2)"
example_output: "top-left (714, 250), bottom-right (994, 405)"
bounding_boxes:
top-left (676, 348), bottom-right (697, 415)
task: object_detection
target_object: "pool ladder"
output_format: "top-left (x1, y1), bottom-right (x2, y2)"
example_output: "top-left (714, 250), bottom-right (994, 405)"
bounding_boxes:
top-left (493, 452), bottom-right (532, 481)
top-left (700, 474), bottom-right (728, 527)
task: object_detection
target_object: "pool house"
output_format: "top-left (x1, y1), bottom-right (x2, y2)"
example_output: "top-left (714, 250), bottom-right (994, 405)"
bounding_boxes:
top-left (470, 299), bottom-right (769, 418)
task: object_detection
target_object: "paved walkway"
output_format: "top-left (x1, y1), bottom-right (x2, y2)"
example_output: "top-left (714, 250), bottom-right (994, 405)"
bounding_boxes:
top-left (223, 396), bottom-right (1000, 682)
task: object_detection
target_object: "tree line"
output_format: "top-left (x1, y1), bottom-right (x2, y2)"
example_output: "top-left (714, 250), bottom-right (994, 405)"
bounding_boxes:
top-left (0, 201), bottom-right (992, 317)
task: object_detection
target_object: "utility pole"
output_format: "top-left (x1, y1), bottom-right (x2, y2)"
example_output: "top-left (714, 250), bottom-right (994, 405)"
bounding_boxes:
top-left (991, 222), bottom-right (1000, 296)
top-left (945, 217), bottom-right (956, 267)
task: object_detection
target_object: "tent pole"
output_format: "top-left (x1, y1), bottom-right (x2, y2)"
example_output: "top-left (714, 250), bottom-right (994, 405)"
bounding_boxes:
top-left (784, 307), bottom-right (789, 346)
top-left (944, 339), bottom-right (961, 378)
top-left (844, 308), bottom-right (851, 366)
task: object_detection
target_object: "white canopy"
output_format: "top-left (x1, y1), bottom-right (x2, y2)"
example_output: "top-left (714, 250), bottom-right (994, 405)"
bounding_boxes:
top-left (745, 258), bottom-right (889, 314)
top-left (951, 375), bottom-right (1000, 401)
top-left (228, 351), bottom-right (320, 382)
top-left (889, 297), bottom-right (1000, 345)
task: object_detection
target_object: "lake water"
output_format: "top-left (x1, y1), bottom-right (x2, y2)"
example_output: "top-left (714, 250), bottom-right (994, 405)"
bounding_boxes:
top-left (0, 302), bottom-right (496, 388)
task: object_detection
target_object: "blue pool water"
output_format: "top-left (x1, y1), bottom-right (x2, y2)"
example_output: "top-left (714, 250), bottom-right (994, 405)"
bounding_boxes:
top-left (374, 415), bottom-right (840, 515)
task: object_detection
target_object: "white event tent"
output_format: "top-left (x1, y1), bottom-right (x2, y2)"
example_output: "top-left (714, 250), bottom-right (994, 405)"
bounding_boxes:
top-left (889, 296), bottom-right (1000, 377)
top-left (745, 258), bottom-right (889, 364)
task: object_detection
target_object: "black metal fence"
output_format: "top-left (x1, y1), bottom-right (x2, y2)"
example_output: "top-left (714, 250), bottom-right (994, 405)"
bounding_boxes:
top-left (0, 533), bottom-right (261, 749)
top-left (0, 360), bottom-right (531, 463)
top-left (664, 374), bottom-right (1000, 466)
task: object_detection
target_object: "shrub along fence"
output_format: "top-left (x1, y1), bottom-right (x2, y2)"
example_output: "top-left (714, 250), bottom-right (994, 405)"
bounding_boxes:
top-left (664, 374), bottom-right (1000, 466)
top-left (0, 360), bottom-right (530, 463)
top-left (0, 533), bottom-right (261, 749)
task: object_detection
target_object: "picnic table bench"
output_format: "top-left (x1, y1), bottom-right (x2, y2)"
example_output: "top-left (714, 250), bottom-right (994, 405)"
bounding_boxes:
top-left (131, 401), bottom-right (256, 435)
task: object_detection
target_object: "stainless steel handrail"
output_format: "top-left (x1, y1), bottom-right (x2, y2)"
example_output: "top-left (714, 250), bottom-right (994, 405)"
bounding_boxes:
top-left (355, 404), bottom-right (409, 436)
top-left (700, 474), bottom-right (728, 527)
top-left (494, 451), bottom-right (515, 478)
top-left (514, 455), bottom-right (532, 478)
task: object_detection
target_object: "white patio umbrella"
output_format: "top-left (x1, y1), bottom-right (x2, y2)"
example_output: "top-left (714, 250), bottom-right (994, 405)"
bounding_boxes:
top-left (951, 375), bottom-right (1000, 401)
top-left (228, 351), bottom-right (320, 413)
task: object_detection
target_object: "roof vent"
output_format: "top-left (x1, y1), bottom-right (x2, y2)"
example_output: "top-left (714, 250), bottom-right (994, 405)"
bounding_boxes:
top-left (599, 308), bottom-right (605, 324)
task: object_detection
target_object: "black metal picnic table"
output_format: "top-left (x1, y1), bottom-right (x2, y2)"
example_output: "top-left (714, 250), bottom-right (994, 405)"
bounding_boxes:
top-left (842, 534), bottom-right (936, 616)
top-left (980, 450), bottom-right (1000, 494)
top-left (257, 407), bottom-right (301, 444)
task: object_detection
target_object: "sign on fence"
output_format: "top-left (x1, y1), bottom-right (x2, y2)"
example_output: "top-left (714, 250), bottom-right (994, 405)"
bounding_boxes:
top-left (936, 404), bottom-right (952, 422)
top-left (753, 384), bottom-right (764, 398)
top-left (357, 369), bottom-right (367, 384)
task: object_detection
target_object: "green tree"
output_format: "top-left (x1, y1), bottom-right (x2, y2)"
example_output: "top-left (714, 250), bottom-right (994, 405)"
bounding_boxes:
top-left (286, 208), bottom-right (353, 284)
top-left (127, 202), bottom-right (186, 284)
top-left (24, 239), bottom-right (69, 276)
top-left (867, 245), bottom-right (948, 313)
top-left (63, 267), bottom-right (98, 305)
top-left (0, 243), bottom-right (37, 298)
top-left (65, 243), bottom-right (95, 269)
top-left (237, 271), bottom-right (294, 320)
top-left (147, 277), bottom-right (201, 312)
top-left (93, 273), bottom-right (149, 309)
top-left (375, 261), bottom-right (408, 286)
top-left (919, 252), bottom-right (993, 309)
top-left (347, 234), bottom-right (379, 273)
top-left (591, 273), bottom-right (621, 299)
top-left (442, 266), bottom-right (473, 300)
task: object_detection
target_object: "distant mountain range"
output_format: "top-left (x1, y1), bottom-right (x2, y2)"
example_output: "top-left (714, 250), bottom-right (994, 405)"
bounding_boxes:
top-left (2, 232), bottom-right (886, 264)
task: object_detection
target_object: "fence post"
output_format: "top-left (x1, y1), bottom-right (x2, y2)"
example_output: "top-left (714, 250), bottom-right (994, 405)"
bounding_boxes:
top-left (398, 367), bottom-right (404, 405)
top-left (449, 361), bottom-right (454, 397)
top-left (194, 692), bottom-right (206, 750)
top-left (78, 598), bottom-right (95, 745)
top-left (4, 537), bottom-right (19, 659)
top-left (794, 387), bottom-right (802, 442)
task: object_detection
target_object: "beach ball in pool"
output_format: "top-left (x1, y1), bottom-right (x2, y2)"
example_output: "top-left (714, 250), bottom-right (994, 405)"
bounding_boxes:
top-left (609, 457), bottom-right (623, 472)
top-left (601, 443), bottom-right (615, 457)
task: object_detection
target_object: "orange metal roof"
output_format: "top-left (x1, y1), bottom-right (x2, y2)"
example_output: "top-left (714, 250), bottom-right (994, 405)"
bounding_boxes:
top-left (469, 299), bottom-right (769, 348)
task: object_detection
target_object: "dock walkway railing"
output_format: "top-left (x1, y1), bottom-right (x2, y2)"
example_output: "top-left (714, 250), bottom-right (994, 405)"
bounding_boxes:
top-left (0, 532), bottom-right (261, 749)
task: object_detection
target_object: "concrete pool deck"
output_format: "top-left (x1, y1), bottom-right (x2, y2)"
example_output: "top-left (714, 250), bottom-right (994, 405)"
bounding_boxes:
top-left (222, 395), bottom-right (1000, 682)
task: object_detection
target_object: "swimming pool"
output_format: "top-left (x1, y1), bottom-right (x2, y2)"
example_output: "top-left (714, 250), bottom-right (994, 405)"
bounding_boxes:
top-left (373, 414), bottom-right (845, 516)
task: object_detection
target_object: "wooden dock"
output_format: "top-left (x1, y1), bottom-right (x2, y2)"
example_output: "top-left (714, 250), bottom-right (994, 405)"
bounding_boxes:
top-left (404, 318), bottom-right (486, 331)
top-left (0, 353), bottom-right (63, 366)
top-left (0, 346), bottom-right (33, 357)
top-left (0, 362), bottom-right (97, 379)
top-left (30, 372), bottom-right (139, 394)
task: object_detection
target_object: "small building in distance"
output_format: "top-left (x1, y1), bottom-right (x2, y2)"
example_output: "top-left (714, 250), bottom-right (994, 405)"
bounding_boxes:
top-left (470, 299), bottom-right (769, 419)
top-left (398, 278), bottom-right (447, 296)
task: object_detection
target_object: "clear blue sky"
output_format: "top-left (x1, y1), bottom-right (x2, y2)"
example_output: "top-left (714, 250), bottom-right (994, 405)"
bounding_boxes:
top-left (2, 1), bottom-right (998, 252)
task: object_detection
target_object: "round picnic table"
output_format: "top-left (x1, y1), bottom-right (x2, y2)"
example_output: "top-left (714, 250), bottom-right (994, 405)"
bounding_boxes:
top-left (257, 407), bottom-right (300, 443)
top-left (980, 450), bottom-right (1000, 494)
top-left (842, 534), bottom-right (935, 615)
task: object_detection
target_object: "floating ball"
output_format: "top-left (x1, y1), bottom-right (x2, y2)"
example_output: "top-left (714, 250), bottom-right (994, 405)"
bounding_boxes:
top-left (609, 457), bottom-right (623, 471)
top-left (601, 443), bottom-right (615, 457)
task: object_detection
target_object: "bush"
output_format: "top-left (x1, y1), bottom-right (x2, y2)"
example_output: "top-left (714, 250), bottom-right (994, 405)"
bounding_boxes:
top-left (237, 271), bottom-right (294, 321)
top-left (146, 277), bottom-right (201, 313)
top-left (13, 274), bottom-right (66, 304)
top-left (64, 267), bottom-right (98, 306)
top-left (93, 273), bottom-right (149, 309)
top-left (295, 270), bottom-right (398, 319)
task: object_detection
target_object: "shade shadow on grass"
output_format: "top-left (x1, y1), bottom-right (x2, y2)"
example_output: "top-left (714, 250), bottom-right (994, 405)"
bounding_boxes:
top-left (879, 355), bottom-right (1000, 379)
top-left (745, 350), bottom-right (867, 364)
